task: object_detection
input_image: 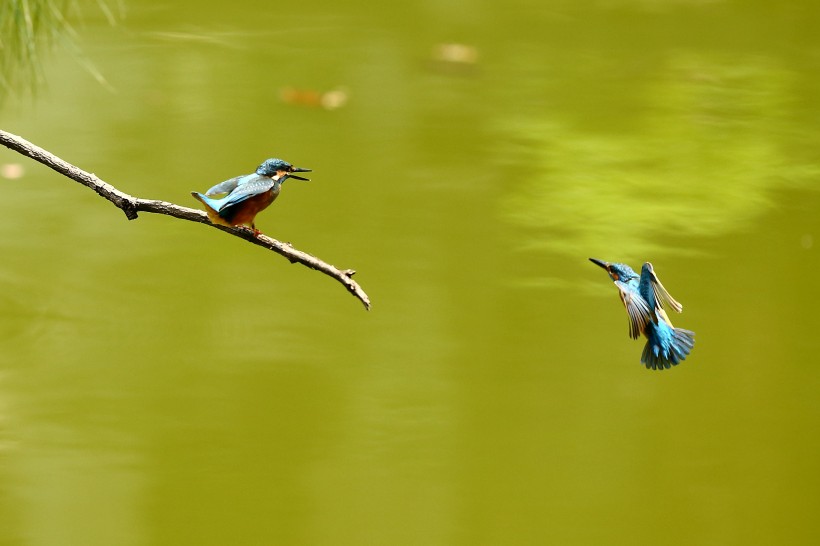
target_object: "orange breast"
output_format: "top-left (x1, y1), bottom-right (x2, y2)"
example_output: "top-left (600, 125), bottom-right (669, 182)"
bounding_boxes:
top-left (223, 190), bottom-right (277, 227)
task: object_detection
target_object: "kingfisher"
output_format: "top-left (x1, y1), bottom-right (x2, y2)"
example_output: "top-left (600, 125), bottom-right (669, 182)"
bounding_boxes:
top-left (191, 158), bottom-right (311, 235)
top-left (590, 258), bottom-right (695, 370)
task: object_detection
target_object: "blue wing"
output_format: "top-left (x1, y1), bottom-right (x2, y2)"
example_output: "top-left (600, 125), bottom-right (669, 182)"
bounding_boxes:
top-left (639, 263), bottom-right (683, 314)
top-left (205, 174), bottom-right (253, 196)
top-left (216, 175), bottom-right (276, 211)
top-left (614, 280), bottom-right (651, 340)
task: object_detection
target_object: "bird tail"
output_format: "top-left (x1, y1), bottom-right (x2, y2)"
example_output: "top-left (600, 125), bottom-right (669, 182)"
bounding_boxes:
top-left (191, 192), bottom-right (231, 226)
top-left (191, 191), bottom-right (218, 211)
top-left (641, 327), bottom-right (695, 370)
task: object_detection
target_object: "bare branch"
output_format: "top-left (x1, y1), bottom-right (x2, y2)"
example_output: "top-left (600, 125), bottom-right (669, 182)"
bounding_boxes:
top-left (0, 129), bottom-right (371, 310)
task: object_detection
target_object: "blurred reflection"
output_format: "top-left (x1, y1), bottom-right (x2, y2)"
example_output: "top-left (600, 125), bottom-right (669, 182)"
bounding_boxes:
top-left (500, 54), bottom-right (819, 260)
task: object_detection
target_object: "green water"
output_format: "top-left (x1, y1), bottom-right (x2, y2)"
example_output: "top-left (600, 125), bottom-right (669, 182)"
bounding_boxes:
top-left (1, 1), bottom-right (819, 544)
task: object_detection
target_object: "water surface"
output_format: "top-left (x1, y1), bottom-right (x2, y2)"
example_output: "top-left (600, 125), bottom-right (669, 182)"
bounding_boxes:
top-left (1, 1), bottom-right (819, 544)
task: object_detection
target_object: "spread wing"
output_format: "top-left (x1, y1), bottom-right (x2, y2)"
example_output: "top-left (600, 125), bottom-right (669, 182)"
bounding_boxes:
top-left (642, 263), bottom-right (683, 313)
top-left (205, 174), bottom-right (251, 197)
top-left (216, 175), bottom-right (275, 212)
top-left (615, 281), bottom-right (651, 340)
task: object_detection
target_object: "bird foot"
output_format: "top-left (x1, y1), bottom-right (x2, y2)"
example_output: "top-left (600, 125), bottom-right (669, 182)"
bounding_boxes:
top-left (240, 226), bottom-right (262, 238)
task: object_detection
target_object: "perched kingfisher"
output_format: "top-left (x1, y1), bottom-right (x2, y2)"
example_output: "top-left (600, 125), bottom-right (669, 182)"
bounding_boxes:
top-left (590, 258), bottom-right (695, 370)
top-left (191, 158), bottom-right (311, 235)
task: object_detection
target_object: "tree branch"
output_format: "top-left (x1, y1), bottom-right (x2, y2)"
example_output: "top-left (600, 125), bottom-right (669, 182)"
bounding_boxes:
top-left (0, 129), bottom-right (371, 310)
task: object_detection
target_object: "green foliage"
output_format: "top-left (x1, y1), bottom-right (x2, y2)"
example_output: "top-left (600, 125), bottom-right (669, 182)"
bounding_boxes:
top-left (0, 0), bottom-right (118, 98)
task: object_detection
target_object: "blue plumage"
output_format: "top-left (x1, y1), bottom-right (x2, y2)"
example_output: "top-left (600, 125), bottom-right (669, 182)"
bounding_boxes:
top-left (590, 258), bottom-right (696, 370)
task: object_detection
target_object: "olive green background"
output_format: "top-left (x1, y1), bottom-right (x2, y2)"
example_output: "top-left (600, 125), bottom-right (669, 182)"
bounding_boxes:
top-left (1, 1), bottom-right (819, 544)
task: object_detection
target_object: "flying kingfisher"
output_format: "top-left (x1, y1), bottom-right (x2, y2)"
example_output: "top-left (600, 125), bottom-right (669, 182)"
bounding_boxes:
top-left (192, 158), bottom-right (310, 235)
top-left (590, 258), bottom-right (695, 370)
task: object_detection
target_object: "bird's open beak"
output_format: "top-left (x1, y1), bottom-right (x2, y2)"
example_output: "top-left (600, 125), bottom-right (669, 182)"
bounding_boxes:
top-left (287, 167), bottom-right (311, 181)
top-left (589, 258), bottom-right (610, 270)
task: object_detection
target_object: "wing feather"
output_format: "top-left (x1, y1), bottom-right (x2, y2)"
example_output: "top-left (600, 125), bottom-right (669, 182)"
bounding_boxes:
top-left (216, 176), bottom-right (275, 212)
top-left (646, 265), bottom-right (683, 313)
top-left (205, 174), bottom-right (249, 196)
top-left (615, 281), bottom-right (651, 340)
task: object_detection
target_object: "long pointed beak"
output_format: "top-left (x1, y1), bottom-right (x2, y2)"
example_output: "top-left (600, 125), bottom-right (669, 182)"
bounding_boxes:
top-left (288, 166), bottom-right (311, 181)
top-left (589, 257), bottom-right (609, 270)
